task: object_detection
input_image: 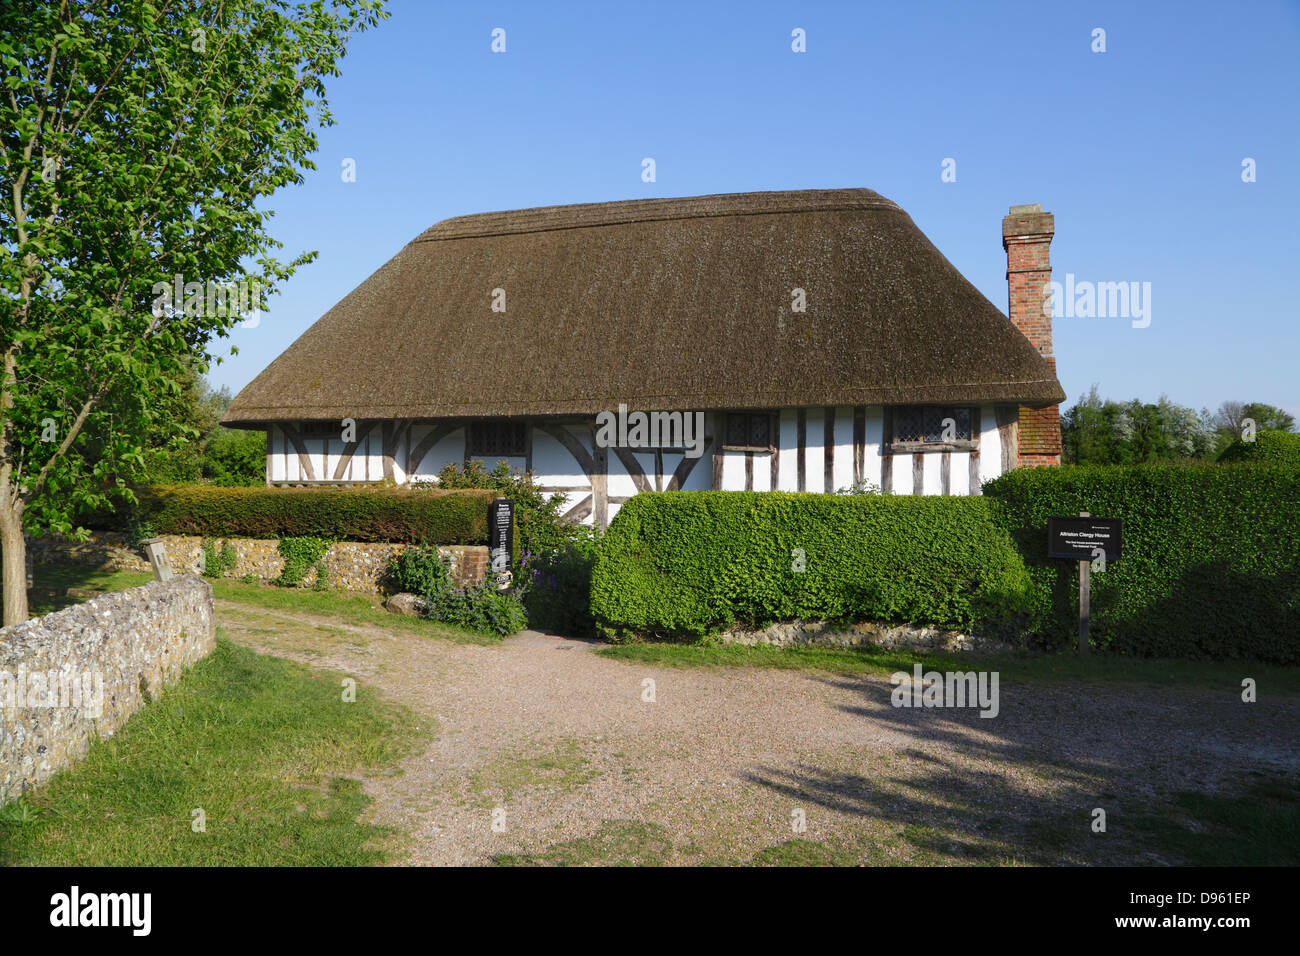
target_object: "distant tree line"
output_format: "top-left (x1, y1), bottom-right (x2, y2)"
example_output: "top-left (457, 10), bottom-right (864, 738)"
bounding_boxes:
top-left (1061, 385), bottom-right (1296, 465)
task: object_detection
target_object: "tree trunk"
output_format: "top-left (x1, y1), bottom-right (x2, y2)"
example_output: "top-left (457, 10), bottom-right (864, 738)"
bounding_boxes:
top-left (0, 499), bottom-right (29, 627)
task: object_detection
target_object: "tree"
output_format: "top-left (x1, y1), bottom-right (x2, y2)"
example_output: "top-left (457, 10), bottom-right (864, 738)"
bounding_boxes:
top-left (0, 0), bottom-right (386, 624)
top-left (1203, 400), bottom-right (1297, 456)
top-left (1061, 386), bottom-right (1212, 464)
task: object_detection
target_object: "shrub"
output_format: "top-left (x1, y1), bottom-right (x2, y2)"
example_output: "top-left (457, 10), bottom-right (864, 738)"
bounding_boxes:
top-left (274, 537), bottom-right (332, 588)
top-left (127, 485), bottom-right (495, 543)
top-left (200, 538), bottom-right (239, 579)
top-left (590, 491), bottom-right (1033, 643)
top-left (523, 526), bottom-right (601, 638)
top-left (1217, 429), bottom-right (1300, 466)
top-left (425, 573), bottom-right (529, 637)
top-left (385, 545), bottom-right (451, 597)
top-left (201, 428), bottom-right (267, 486)
top-left (984, 463), bottom-right (1300, 663)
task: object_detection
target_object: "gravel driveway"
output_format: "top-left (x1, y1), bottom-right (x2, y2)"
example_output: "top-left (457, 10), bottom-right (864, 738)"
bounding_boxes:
top-left (217, 599), bottom-right (1300, 866)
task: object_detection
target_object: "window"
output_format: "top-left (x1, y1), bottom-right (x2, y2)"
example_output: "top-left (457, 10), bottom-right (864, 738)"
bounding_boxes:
top-left (467, 421), bottom-right (527, 457)
top-left (723, 412), bottom-right (774, 451)
top-left (892, 406), bottom-right (976, 446)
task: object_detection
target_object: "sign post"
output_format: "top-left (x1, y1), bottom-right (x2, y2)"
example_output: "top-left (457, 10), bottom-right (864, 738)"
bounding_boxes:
top-left (487, 497), bottom-right (514, 590)
top-left (1047, 513), bottom-right (1121, 656)
top-left (1077, 512), bottom-right (1090, 656)
top-left (139, 537), bottom-right (174, 583)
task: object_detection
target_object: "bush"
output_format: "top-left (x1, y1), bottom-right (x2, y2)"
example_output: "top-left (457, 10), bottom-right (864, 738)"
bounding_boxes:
top-left (200, 538), bottom-right (239, 579)
top-left (385, 544), bottom-right (451, 597)
top-left (590, 491), bottom-right (1033, 643)
top-left (1217, 429), bottom-right (1300, 466)
top-left (984, 464), bottom-right (1300, 663)
top-left (274, 536), bottom-right (332, 588)
top-left (126, 485), bottom-right (495, 543)
top-left (201, 429), bottom-right (267, 486)
top-left (425, 575), bottom-right (529, 638)
top-left (523, 526), bottom-right (601, 638)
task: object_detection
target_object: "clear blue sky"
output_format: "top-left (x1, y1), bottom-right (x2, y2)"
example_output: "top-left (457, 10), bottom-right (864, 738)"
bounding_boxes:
top-left (212, 0), bottom-right (1300, 421)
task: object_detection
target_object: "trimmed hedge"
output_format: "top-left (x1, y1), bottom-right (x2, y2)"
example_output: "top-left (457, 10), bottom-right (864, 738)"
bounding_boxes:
top-left (984, 464), bottom-right (1300, 663)
top-left (131, 485), bottom-right (496, 544)
top-left (1218, 429), bottom-right (1300, 466)
top-left (590, 491), bottom-right (1033, 642)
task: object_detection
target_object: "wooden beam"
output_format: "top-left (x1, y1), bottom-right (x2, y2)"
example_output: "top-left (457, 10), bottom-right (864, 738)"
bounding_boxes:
top-left (668, 436), bottom-right (711, 491)
top-left (282, 423), bottom-right (317, 481)
top-left (940, 450), bottom-right (951, 496)
top-left (591, 428), bottom-right (608, 529)
top-left (332, 421), bottom-right (379, 480)
top-left (853, 405), bottom-right (865, 487)
top-left (405, 421), bottom-right (462, 480)
top-left (265, 428), bottom-right (272, 487)
top-left (534, 421), bottom-right (596, 477)
top-left (824, 406), bottom-right (834, 493)
top-left (771, 413), bottom-right (781, 491)
top-left (996, 405), bottom-right (1019, 473)
top-left (745, 450), bottom-right (754, 491)
top-left (611, 446), bottom-right (652, 495)
top-left (796, 409), bottom-right (806, 492)
top-left (562, 494), bottom-right (593, 523)
top-left (912, 449), bottom-right (924, 496)
top-left (880, 407), bottom-right (893, 495)
top-left (711, 414), bottom-right (724, 490)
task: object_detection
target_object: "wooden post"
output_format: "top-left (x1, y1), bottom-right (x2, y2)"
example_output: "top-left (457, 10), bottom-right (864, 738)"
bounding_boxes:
top-left (1077, 511), bottom-right (1090, 655)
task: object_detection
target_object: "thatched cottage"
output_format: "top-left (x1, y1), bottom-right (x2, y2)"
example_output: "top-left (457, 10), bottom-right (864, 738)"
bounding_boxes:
top-left (223, 189), bottom-right (1064, 527)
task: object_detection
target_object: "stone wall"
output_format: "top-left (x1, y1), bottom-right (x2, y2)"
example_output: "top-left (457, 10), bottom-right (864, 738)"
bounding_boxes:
top-left (31, 531), bottom-right (489, 591)
top-left (719, 620), bottom-right (1009, 654)
top-left (0, 575), bottom-right (216, 804)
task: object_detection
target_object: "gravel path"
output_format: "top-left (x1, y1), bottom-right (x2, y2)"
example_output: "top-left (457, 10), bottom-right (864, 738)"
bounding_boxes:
top-left (217, 599), bottom-right (1300, 866)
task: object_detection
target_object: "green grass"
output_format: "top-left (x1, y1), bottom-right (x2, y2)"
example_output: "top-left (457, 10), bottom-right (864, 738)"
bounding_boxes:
top-left (22, 566), bottom-right (155, 616)
top-left (0, 634), bottom-right (423, 866)
top-left (1127, 774), bottom-right (1300, 866)
top-left (468, 738), bottom-right (599, 808)
top-left (495, 820), bottom-right (676, 866)
top-left (597, 641), bottom-right (1300, 694)
top-left (208, 578), bottom-right (503, 645)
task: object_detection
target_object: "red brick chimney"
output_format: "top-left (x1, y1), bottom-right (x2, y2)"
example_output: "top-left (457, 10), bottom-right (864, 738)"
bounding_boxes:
top-left (1002, 203), bottom-right (1061, 467)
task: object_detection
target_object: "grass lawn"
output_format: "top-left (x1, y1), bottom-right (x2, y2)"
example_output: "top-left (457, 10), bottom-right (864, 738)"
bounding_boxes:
top-left (0, 634), bottom-right (423, 866)
top-left (597, 641), bottom-right (1300, 694)
top-left (208, 578), bottom-right (501, 645)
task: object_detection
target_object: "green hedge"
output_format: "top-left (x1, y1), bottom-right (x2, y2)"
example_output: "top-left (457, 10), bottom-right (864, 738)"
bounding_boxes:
top-left (590, 491), bottom-right (1033, 642)
top-left (132, 485), bottom-right (496, 544)
top-left (1218, 429), bottom-right (1300, 466)
top-left (984, 464), bottom-right (1300, 663)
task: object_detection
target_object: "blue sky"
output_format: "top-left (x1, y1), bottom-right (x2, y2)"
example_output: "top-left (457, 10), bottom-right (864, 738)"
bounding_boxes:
top-left (213, 0), bottom-right (1300, 420)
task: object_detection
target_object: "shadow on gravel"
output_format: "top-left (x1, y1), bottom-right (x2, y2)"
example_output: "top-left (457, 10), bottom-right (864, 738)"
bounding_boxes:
top-left (743, 674), bottom-right (1300, 865)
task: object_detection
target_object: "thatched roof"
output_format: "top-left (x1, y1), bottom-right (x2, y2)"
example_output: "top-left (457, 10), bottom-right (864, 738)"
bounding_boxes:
top-left (224, 188), bottom-right (1065, 425)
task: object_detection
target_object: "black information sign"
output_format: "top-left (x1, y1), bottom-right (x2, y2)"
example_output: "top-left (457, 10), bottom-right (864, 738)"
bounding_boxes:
top-left (488, 497), bottom-right (514, 574)
top-left (1047, 516), bottom-right (1122, 562)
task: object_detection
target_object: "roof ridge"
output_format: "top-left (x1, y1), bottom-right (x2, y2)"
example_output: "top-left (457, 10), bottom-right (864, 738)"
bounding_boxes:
top-left (412, 187), bottom-right (902, 243)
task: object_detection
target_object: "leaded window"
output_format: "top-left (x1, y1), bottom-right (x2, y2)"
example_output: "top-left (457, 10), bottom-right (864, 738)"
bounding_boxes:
top-left (467, 421), bottom-right (527, 457)
top-left (893, 407), bottom-right (975, 444)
